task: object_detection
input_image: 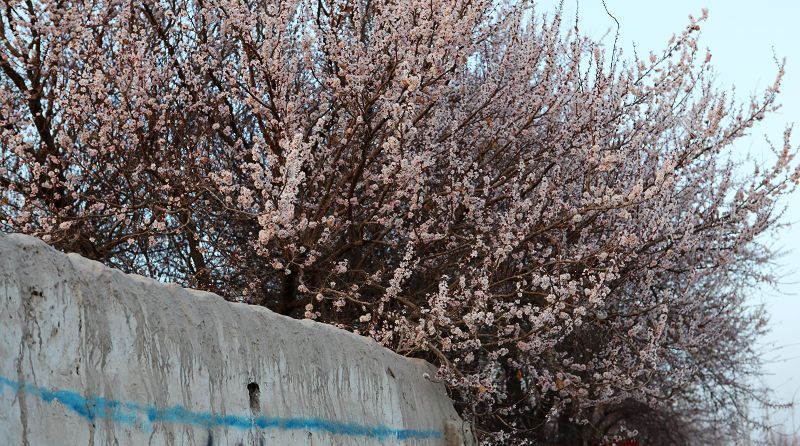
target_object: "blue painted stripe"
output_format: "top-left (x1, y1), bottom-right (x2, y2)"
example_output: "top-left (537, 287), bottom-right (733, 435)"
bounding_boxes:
top-left (0, 375), bottom-right (442, 441)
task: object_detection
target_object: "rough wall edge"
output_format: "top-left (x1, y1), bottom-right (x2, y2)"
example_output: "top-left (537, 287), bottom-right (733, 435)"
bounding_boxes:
top-left (7, 232), bottom-right (430, 374)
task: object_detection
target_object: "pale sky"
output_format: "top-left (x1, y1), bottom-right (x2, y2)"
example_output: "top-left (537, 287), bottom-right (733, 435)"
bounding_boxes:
top-left (537, 0), bottom-right (800, 436)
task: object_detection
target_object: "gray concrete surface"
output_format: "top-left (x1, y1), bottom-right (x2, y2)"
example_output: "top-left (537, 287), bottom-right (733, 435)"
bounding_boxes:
top-left (0, 234), bottom-right (469, 445)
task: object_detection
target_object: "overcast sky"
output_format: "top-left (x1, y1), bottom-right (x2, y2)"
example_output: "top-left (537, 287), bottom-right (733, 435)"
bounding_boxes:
top-left (537, 0), bottom-right (800, 435)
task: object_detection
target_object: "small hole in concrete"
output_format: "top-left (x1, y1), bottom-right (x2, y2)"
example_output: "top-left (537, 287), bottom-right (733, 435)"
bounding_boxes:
top-left (247, 382), bottom-right (260, 412)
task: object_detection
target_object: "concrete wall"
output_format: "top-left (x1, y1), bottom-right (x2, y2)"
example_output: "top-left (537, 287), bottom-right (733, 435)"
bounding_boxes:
top-left (0, 234), bottom-right (469, 445)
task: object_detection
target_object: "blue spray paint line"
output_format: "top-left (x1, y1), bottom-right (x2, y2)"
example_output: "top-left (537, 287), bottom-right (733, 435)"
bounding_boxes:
top-left (0, 375), bottom-right (442, 441)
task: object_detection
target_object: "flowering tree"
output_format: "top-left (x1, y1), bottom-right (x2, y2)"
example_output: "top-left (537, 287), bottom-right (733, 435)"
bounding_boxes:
top-left (2, 0), bottom-right (798, 443)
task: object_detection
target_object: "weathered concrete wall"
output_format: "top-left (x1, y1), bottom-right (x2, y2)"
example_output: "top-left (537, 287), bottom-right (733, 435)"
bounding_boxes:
top-left (0, 234), bottom-right (468, 445)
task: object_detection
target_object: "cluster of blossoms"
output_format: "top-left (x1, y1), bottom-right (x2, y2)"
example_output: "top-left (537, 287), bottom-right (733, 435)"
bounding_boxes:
top-left (2, 0), bottom-right (798, 443)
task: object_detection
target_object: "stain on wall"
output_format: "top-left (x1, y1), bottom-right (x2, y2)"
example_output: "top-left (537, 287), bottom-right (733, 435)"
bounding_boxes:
top-left (0, 375), bottom-right (442, 440)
